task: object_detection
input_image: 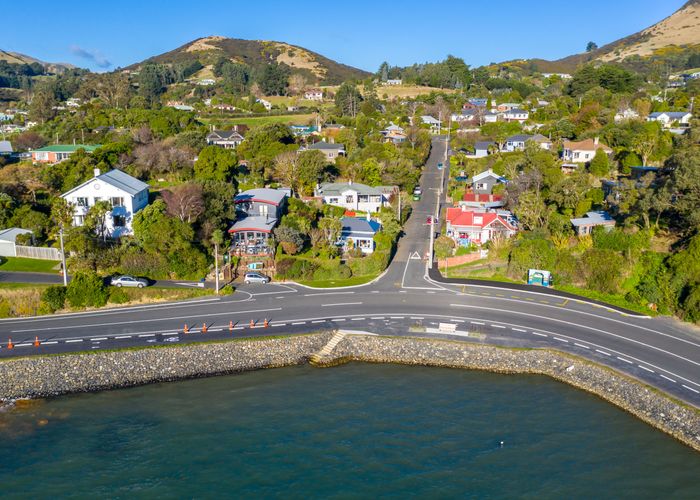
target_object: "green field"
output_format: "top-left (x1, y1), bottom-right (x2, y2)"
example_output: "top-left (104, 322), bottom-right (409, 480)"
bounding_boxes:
top-left (0, 257), bottom-right (60, 273)
top-left (297, 274), bottom-right (379, 288)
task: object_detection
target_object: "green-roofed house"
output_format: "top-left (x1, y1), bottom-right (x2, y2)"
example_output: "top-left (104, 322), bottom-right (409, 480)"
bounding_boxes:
top-left (31, 144), bottom-right (101, 164)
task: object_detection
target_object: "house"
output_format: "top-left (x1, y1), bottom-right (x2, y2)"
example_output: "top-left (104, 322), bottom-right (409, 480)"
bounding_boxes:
top-left (338, 216), bottom-right (381, 254)
top-left (206, 129), bottom-right (245, 149)
top-left (31, 144), bottom-right (100, 164)
top-left (473, 141), bottom-right (495, 158)
top-left (384, 79), bottom-right (402, 86)
top-left (0, 140), bottom-right (12, 155)
top-left (61, 168), bottom-right (149, 238)
top-left (483, 111), bottom-right (500, 123)
top-left (614, 108), bottom-right (640, 122)
top-left (0, 228), bottom-right (33, 258)
top-left (381, 123), bottom-right (406, 144)
top-left (468, 98), bottom-right (488, 108)
top-left (229, 188), bottom-right (288, 255)
top-left (256, 98), bottom-right (272, 111)
top-left (503, 108), bottom-right (529, 123)
top-left (496, 103), bottom-right (521, 112)
top-left (459, 193), bottom-right (504, 210)
top-left (301, 142), bottom-right (345, 163)
top-left (561, 137), bottom-right (613, 163)
top-left (421, 115), bottom-right (441, 133)
top-left (166, 101), bottom-right (195, 112)
top-left (197, 79), bottom-right (216, 86)
top-left (470, 169), bottom-right (507, 194)
top-left (304, 89), bottom-right (323, 101)
top-left (503, 134), bottom-right (551, 152)
top-left (451, 108), bottom-right (480, 123)
top-left (570, 211), bottom-right (616, 236)
top-left (290, 125), bottom-right (318, 137)
top-left (212, 104), bottom-right (236, 112)
top-left (542, 73), bottom-right (572, 79)
top-left (315, 181), bottom-right (393, 213)
top-left (445, 206), bottom-right (516, 246)
top-left (647, 112), bottom-right (692, 127)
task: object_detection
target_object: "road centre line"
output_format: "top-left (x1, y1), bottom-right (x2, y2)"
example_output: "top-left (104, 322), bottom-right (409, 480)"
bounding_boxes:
top-left (617, 357), bottom-right (633, 364)
top-left (470, 321), bottom-right (484, 325)
top-left (115, 336), bottom-right (132, 339)
top-left (553, 337), bottom-right (568, 343)
top-left (532, 332), bottom-right (547, 337)
top-left (292, 322), bottom-right (306, 325)
top-left (491, 324), bottom-right (506, 329)
top-left (661, 374), bottom-right (677, 383)
top-left (639, 365), bottom-right (654, 373)
top-left (682, 385), bottom-right (700, 394)
top-left (42, 341), bottom-right (57, 345)
top-left (574, 343), bottom-right (590, 349)
top-left (138, 334), bottom-right (155, 338)
top-left (321, 302), bottom-right (363, 307)
top-left (65, 339), bottom-right (83, 343)
top-left (596, 349), bottom-right (611, 356)
top-left (91, 337), bottom-right (107, 341)
top-left (10, 307), bottom-right (283, 333)
top-left (512, 327), bottom-right (526, 332)
top-left (304, 292), bottom-right (355, 297)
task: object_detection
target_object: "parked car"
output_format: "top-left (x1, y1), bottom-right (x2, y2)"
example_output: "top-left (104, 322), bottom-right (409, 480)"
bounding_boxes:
top-left (110, 275), bottom-right (149, 288)
top-left (244, 272), bottom-right (271, 284)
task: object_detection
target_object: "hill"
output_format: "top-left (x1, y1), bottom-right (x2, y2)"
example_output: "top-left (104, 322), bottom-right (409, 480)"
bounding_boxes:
top-left (501, 0), bottom-right (700, 74)
top-left (128, 36), bottom-right (370, 85)
top-left (0, 49), bottom-right (75, 73)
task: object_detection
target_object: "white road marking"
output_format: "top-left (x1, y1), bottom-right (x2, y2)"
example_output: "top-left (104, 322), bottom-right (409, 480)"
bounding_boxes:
top-left (138, 334), bottom-right (155, 338)
top-left (332, 318), bottom-right (346, 322)
top-left (491, 324), bottom-right (506, 329)
top-left (14, 343), bottom-right (31, 347)
top-left (233, 326), bottom-right (244, 330)
top-left (162, 332), bottom-right (179, 336)
top-left (596, 349), bottom-right (611, 356)
top-left (682, 385), bottom-right (700, 394)
top-left (371, 317), bottom-right (385, 320)
top-left (411, 316), bottom-right (424, 320)
top-left (321, 302), bottom-right (362, 307)
top-left (304, 291), bottom-right (355, 297)
top-left (660, 374), bottom-right (677, 383)
top-left (90, 337), bottom-right (107, 341)
top-left (66, 339), bottom-right (83, 343)
top-left (399, 290), bottom-right (407, 293)
top-left (292, 322), bottom-right (306, 325)
top-left (553, 337), bottom-right (568, 343)
top-left (115, 335), bottom-right (132, 339)
top-left (638, 365), bottom-right (654, 373)
top-left (574, 343), bottom-right (590, 349)
top-left (452, 319), bottom-right (465, 323)
top-left (351, 317), bottom-right (365, 321)
top-left (532, 332), bottom-right (547, 337)
top-left (209, 328), bottom-right (223, 332)
top-left (311, 320), bottom-right (326, 324)
top-left (276, 296), bottom-right (285, 299)
top-left (42, 341), bottom-right (57, 345)
top-left (427, 291), bottom-right (436, 294)
top-left (470, 321), bottom-right (484, 325)
top-left (512, 327), bottom-right (526, 332)
top-left (617, 357), bottom-right (633, 364)
top-left (390, 316), bottom-right (404, 319)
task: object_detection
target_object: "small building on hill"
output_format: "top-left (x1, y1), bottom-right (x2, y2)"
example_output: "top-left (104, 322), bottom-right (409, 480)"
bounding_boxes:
top-left (338, 216), bottom-right (381, 254)
top-left (561, 137), bottom-right (612, 163)
top-left (206, 130), bottom-right (245, 149)
top-left (300, 142), bottom-right (345, 163)
top-left (470, 169), bottom-right (507, 195)
top-left (446, 207), bottom-right (516, 246)
top-left (570, 211), bottom-right (616, 236)
top-left (315, 181), bottom-right (393, 213)
top-left (31, 144), bottom-right (100, 164)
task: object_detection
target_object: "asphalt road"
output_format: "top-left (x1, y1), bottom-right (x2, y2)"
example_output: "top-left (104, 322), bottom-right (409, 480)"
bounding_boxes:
top-left (1, 137), bottom-right (700, 407)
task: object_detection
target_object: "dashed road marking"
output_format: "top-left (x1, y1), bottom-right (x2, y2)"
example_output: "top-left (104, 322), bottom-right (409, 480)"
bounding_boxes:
top-left (390, 316), bottom-right (404, 319)
top-left (311, 320), bottom-right (326, 324)
top-left (351, 317), bottom-right (365, 321)
top-left (682, 385), bottom-right (700, 394)
top-left (43, 341), bottom-right (57, 345)
top-left (138, 334), bottom-right (155, 338)
top-left (332, 318), bottom-right (346, 322)
top-left (596, 349), bottom-right (611, 356)
top-left (410, 316), bottom-right (424, 320)
top-left (491, 324), bottom-right (506, 329)
top-left (638, 365), bottom-right (654, 373)
top-left (470, 321), bottom-right (484, 325)
top-left (574, 343), bottom-right (590, 349)
top-left (617, 356), bottom-right (633, 364)
top-left (512, 327), bottom-right (526, 332)
top-left (660, 374), bottom-right (677, 383)
top-left (15, 343), bottom-right (31, 347)
top-left (321, 302), bottom-right (362, 307)
top-left (371, 317), bottom-right (385, 320)
top-left (66, 339), bottom-right (83, 343)
top-left (115, 335), bottom-right (132, 339)
top-left (233, 326), bottom-right (244, 330)
top-left (292, 322), bottom-right (306, 325)
top-left (209, 328), bottom-right (223, 332)
top-left (162, 332), bottom-right (179, 336)
top-left (532, 332), bottom-right (547, 337)
top-left (452, 319), bottom-right (465, 323)
top-left (553, 337), bottom-right (568, 343)
top-left (91, 337), bottom-right (107, 341)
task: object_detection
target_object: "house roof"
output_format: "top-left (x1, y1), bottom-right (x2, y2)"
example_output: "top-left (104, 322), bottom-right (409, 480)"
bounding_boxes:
top-left (570, 211), bottom-right (615, 227)
top-left (207, 130), bottom-right (244, 141)
top-left (308, 142), bottom-right (345, 151)
top-left (474, 141), bottom-right (495, 150)
top-left (317, 182), bottom-right (384, 197)
top-left (421, 115), bottom-right (441, 125)
top-left (0, 227), bottom-right (33, 242)
top-left (471, 169), bottom-right (507, 184)
top-left (228, 215), bottom-right (278, 234)
top-left (384, 123), bottom-right (405, 132)
top-left (507, 134), bottom-right (550, 144)
top-left (505, 108), bottom-right (528, 114)
top-left (446, 208), bottom-right (515, 230)
top-left (340, 216), bottom-right (381, 235)
top-left (562, 138), bottom-right (612, 152)
top-left (462, 193), bottom-right (503, 203)
top-left (32, 144), bottom-right (100, 153)
top-left (234, 188), bottom-right (287, 206)
top-left (0, 140), bottom-right (12, 153)
top-left (649, 111), bottom-right (691, 119)
top-left (62, 169), bottom-right (148, 198)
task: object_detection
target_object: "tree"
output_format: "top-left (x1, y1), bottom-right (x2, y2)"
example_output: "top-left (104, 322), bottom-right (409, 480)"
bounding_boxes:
top-left (273, 151), bottom-right (302, 195)
top-left (85, 200), bottom-right (112, 241)
top-left (29, 83), bottom-right (57, 124)
top-left (297, 150), bottom-right (326, 195)
top-left (162, 182), bottom-right (205, 223)
top-left (13, 131), bottom-right (47, 151)
top-left (194, 146), bottom-right (237, 181)
top-left (435, 236), bottom-right (455, 260)
top-left (318, 217), bottom-right (342, 245)
top-left (66, 271), bottom-right (108, 308)
top-left (0, 193), bottom-right (13, 226)
top-left (631, 122), bottom-right (659, 166)
top-left (588, 148), bottom-right (610, 177)
top-left (335, 82), bottom-right (363, 117)
top-left (288, 74), bottom-right (308, 96)
top-left (258, 63), bottom-right (290, 96)
top-left (274, 225), bottom-right (304, 254)
top-left (586, 41), bottom-right (598, 52)
top-left (378, 61), bottom-right (390, 82)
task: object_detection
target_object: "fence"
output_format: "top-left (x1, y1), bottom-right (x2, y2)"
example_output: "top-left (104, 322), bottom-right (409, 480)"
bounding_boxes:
top-left (14, 245), bottom-right (62, 261)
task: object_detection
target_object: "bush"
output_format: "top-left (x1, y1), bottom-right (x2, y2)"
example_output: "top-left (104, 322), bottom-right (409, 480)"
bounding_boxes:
top-left (349, 251), bottom-right (389, 276)
top-left (41, 285), bottom-right (66, 312)
top-left (312, 264), bottom-right (352, 281)
top-left (108, 287), bottom-right (129, 304)
top-left (66, 271), bottom-right (108, 308)
top-left (0, 299), bottom-right (11, 318)
top-left (322, 204), bottom-right (346, 218)
top-left (276, 257), bottom-right (297, 277)
top-left (219, 285), bottom-right (235, 295)
top-left (276, 257), bottom-right (318, 280)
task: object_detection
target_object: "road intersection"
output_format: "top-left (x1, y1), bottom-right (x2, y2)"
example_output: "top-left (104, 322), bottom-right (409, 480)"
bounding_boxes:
top-left (1, 137), bottom-right (700, 407)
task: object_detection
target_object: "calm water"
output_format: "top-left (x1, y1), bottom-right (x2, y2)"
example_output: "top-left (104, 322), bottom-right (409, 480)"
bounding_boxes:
top-left (1, 364), bottom-right (699, 499)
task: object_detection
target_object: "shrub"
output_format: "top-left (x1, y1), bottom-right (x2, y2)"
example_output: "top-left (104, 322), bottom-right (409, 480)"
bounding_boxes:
top-left (276, 257), bottom-right (297, 277)
top-left (0, 299), bottom-right (11, 318)
top-left (108, 287), bottom-right (129, 304)
top-left (66, 271), bottom-right (108, 308)
top-left (219, 285), bottom-right (235, 295)
top-left (41, 285), bottom-right (66, 312)
top-left (312, 264), bottom-right (352, 281)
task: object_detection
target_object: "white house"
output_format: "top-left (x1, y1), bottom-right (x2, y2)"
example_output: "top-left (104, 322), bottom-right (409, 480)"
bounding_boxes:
top-left (421, 115), bottom-right (441, 133)
top-left (206, 129), bottom-right (245, 149)
top-left (384, 79), bottom-right (402, 86)
top-left (256, 98), bottom-right (272, 111)
top-left (647, 112), bottom-right (692, 127)
top-left (197, 79), bottom-right (216, 86)
top-left (503, 134), bottom-right (552, 152)
top-left (61, 169), bottom-right (149, 238)
top-left (338, 216), bottom-right (381, 254)
top-left (502, 108), bottom-right (529, 123)
top-left (315, 181), bottom-right (394, 213)
top-left (303, 89), bottom-right (323, 101)
top-left (483, 111), bottom-right (500, 123)
top-left (614, 108), bottom-right (640, 122)
top-left (561, 137), bottom-right (613, 163)
top-left (542, 73), bottom-right (572, 79)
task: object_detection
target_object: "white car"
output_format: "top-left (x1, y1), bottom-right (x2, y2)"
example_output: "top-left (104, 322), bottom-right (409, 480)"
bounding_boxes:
top-left (110, 275), bottom-right (149, 288)
top-left (244, 272), bottom-right (271, 284)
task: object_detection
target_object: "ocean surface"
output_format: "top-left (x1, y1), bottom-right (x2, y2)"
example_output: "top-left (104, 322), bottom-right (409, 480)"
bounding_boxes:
top-left (1, 363), bottom-right (699, 499)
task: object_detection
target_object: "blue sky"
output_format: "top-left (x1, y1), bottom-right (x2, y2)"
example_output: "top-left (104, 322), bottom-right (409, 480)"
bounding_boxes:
top-left (1, 0), bottom-right (687, 72)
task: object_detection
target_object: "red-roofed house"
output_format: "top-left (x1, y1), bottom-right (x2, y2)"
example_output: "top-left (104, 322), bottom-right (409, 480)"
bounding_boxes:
top-left (460, 192), bottom-right (505, 209)
top-left (446, 207), bottom-right (516, 245)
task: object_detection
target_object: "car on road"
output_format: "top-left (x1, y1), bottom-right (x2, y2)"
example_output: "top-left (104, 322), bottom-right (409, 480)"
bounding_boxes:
top-left (437, 162), bottom-right (443, 170)
top-left (413, 186), bottom-right (422, 200)
top-left (110, 275), bottom-right (149, 288)
top-left (244, 272), bottom-right (271, 284)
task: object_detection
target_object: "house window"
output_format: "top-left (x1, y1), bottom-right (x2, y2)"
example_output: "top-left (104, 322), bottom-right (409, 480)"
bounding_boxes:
top-left (475, 182), bottom-right (488, 191)
top-left (358, 195), bottom-right (369, 203)
top-left (329, 197), bottom-right (339, 204)
top-left (94, 197), bottom-right (102, 204)
top-left (113, 215), bottom-right (126, 227)
top-left (345, 195), bottom-right (354, 204)
top-left (76, 197), bottom-right (89, 207)
top-left (111, 197), bottom-right (124, 207)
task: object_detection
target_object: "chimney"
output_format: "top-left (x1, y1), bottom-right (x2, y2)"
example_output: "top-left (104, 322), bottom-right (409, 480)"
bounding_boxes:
top-left (93, 168), bottom-right (101, 178)
top-left (594, 137), bottom-right (599, 145)
top-left (461, 204), bottom-right (467, 212)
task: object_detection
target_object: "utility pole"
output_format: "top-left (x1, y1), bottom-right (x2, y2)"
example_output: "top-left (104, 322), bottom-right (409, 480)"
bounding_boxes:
top-left (398, 191), bottom-right (402, 223)
top-left (59, 227), bottom-right (67, 287)
top-left (214, 241), bottom-right (220, 295)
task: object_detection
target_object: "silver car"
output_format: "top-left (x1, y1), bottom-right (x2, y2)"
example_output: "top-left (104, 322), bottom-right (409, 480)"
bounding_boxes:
top-left (244, 272), bottom-right (270, 284)
top-left (110, 275), bottom-right (149, 288)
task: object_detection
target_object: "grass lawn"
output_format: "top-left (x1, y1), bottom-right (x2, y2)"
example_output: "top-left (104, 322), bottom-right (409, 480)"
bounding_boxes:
top-left (0, 257), bottom-right (60, 273)
top-left (297, 274), bottom-right (379, 288)
top-left (0, 282), bottom-right (49, 290)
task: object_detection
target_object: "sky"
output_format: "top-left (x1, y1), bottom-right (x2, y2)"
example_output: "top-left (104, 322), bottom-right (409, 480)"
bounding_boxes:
top-left (0, 0), bottom-right (688, 72)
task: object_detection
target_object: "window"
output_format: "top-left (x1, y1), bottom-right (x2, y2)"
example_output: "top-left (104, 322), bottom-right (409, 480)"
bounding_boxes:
top-left (76, 197), bottom-right (89, 207)
top-left (94, 197), bottom-right (102, 204)
top-left (111, 197), bottom-right (124, 207)
top-left (329, 197), bottom-right (339, 204)
top-left (113, 215), bottom-right (126, 227)
top-left (476, 182), bottom-right (488, 191)
top-left (345, 195), bottom-right (354, 204)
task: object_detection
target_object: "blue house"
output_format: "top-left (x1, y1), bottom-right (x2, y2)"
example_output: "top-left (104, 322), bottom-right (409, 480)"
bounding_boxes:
top-left (338, 217), bottom-right (381, 254)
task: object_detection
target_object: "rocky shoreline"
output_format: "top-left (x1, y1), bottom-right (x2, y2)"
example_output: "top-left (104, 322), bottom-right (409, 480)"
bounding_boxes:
top-left (0, 332), bottom-right (698, 452)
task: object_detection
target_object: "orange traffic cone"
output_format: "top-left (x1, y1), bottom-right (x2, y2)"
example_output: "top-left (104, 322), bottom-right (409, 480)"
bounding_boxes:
top-left (34, 336), bottom-right (40, 347)
top-left (7, 338), bottom-right (13, 350)
top-left (201, 322), bottom-right (208, 334)
top-left (264, 318), bottom-right (269, 328)
top-left (183, 324), bottom-right (189, 334)
top-left (249, 319), bottom-right (255, 328)
top-left (229, 320), bottom-right (234, 332)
